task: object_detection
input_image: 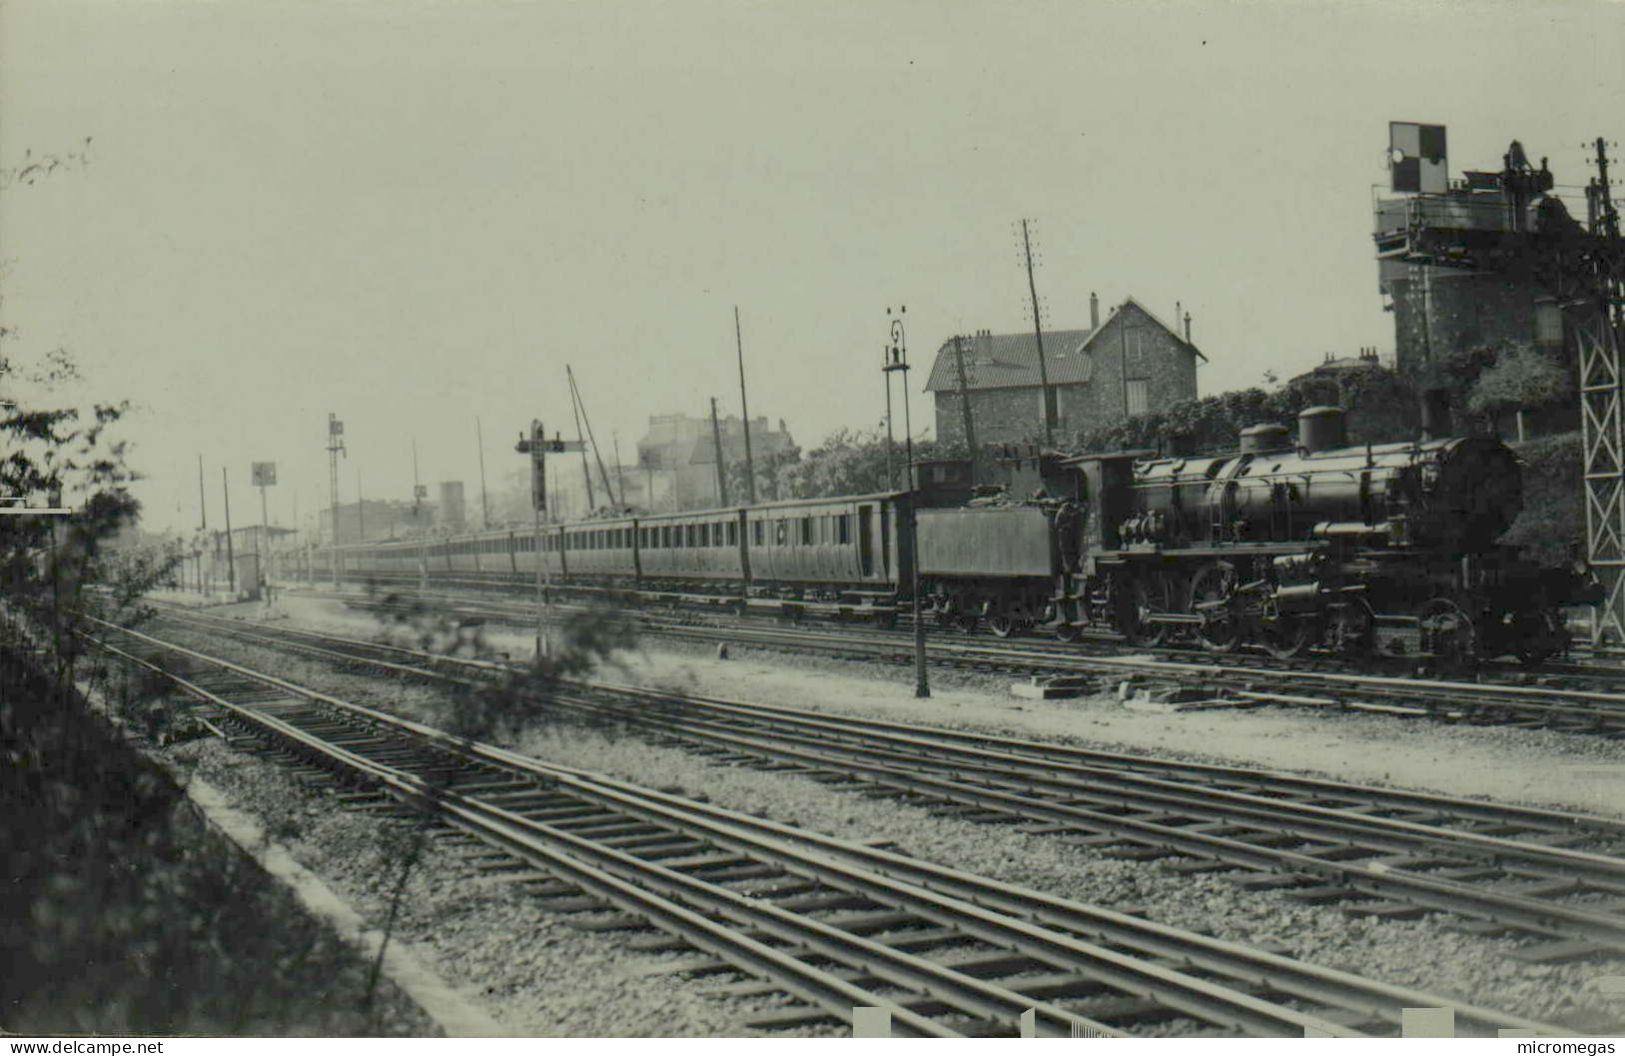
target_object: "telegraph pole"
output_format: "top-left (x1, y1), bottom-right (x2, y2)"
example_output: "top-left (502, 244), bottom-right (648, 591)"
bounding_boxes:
top-left (326, 414), bottom-right (345, 588)
top-left (197, 454), bottom-right (207, 531)
top-left (735, 305), bottom-right (758, 504)
top-left (885, 305), bottom-right (929, 699)
top-left (613, 431), bottom-right (626, 510)
top-left (412, 437), bottom-right (427, 592)
top-left (709, 397), bottom-right (730, 506)
top-left (566, 368), bottom-right (597, 512)
top-left (951, 333), bottom-right (978, 464)
top-left (568, 365), bottom-right (619, 508)
top-left (1020, 218), bottom-right (1055, 449)
top-left (476, 417), bottom-right (491, 530)
top-left (221, 467), bottom-right (236, 597)
top-left (356, 468), bottom-right (365, 544)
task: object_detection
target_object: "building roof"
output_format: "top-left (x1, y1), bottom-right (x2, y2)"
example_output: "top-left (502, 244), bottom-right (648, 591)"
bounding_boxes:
top-left (925, 328), bottom-right (1095, 393)
top-left (924, 298), bottom-right (1206, 393)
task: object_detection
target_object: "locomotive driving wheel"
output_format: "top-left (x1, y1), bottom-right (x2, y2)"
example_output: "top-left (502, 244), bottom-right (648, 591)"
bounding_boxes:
top-left (1120, 571), bottom-right (1175, 648)
top-left (1188, 560), bottom-right (1241, 653)
top-left (1325, 599), bottom-right (1375, 658)
top-left (987, 613), bottom-right (1017, 638)
top-left (1256, 614), bottom-right (1314, 660)
top-left (1418, 597), bottom-right (1477, 671)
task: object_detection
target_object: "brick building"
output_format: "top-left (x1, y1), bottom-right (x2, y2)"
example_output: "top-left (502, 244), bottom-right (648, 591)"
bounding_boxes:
top-left (924, 296), bottom-right (1205, 448)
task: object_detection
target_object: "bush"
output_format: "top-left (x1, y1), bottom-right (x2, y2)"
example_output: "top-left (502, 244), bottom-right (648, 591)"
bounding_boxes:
top-left (1504, 431), bottom-right (1584, 566)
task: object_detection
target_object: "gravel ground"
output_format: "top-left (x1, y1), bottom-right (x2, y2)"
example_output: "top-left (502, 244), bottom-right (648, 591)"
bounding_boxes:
top-left (147, 604), bottom-right (1625, 1034)
top-left (234, 590), bottom-right (1625, 820)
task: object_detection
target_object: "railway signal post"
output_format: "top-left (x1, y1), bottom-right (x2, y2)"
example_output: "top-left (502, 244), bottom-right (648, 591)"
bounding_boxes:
top-left (885, 306), bottom-right (930, 699)
top-left (516, 420), bottom-right (582, 662)
top-left (252, 461), bottom-right (276, 592)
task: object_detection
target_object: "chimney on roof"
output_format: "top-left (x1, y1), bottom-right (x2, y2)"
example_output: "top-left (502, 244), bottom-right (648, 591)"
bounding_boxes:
top-left (1176, 301), bottom-right (1182, 332)
top-left (1183, 312), bottom-right (1192, 343)
top-left (976, 328), bottom-right (992, 361)
top-left (1089, 292), bottom-right (1100, 330)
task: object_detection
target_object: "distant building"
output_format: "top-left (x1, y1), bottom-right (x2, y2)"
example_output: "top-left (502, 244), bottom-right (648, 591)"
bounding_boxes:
top-left (321, 499), bottom-right (434, 544)
top-left (437, 481), bottom-right (466, 531)
top-left (1287, 347), bottom-right (1390, 406)
top-left (204, 524), bottom-right (298, 588)
top-left (924, 295), bottom-right (1205, 448)
top-left (636, 413), bottom-right (796, 510)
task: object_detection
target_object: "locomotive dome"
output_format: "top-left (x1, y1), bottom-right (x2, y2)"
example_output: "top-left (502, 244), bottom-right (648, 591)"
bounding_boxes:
top-left (1238, 423), bottom-right (1292, 455)
top-left (1297, 406), bottom-right (1348, 454)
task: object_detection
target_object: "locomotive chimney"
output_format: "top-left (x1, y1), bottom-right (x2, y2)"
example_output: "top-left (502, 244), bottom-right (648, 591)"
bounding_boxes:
top-left (1165, 430), bottom-right (1196, 457)
top-left (1298, 406), bottom-right (1347, 454)
top-left (1090, 292), bottom-right (1100, 330)
top-left (1420, 388), bottom-right (1452, 441)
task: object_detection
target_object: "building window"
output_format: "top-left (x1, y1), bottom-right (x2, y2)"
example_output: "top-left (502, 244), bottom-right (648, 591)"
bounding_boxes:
top-left (1126, 379), bottom-right (1150, 416)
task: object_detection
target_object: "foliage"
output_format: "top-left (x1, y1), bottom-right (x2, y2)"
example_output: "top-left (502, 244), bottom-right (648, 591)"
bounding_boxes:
top-left (1467, 342), bottom-right (1575, 416)
top-left (1503, 431), bottom-right (1584, 566)
top-left (0, 639), bottom-right (431, 1034)
top-left (771, 427), bottom-right (950, 499)
top-left (355, 579), bottom-right (639, 1007)
top-left (724, 443), bottom-right (803, 503)
top-left (1069, 385), bottom-right (1314, 455)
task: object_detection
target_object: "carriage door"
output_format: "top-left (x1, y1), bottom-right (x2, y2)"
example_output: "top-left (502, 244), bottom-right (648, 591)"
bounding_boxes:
top-left (858, 505), bottom-right (874, 578)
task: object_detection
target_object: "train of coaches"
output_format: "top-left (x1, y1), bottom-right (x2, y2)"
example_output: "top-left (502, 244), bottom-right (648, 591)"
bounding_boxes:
top-left (296, 405), bottom-right (1595, 667)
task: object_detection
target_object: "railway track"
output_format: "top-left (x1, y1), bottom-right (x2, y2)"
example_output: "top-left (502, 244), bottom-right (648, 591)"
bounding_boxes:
top-left (284, 573), bottom-right (1625, 681)
top-left (294, 585), bottom-right (1625, 735)
top-left (151, 608), bottom-right (1625, 967)
top-left (86, 615), bottom-right (1578, 1038)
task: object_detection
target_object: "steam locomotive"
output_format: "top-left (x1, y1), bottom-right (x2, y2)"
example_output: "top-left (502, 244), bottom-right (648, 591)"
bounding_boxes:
top-left (307, 405), bottom-right (1582, 666)
top-left (919, 405), bottom-right (1579, 665)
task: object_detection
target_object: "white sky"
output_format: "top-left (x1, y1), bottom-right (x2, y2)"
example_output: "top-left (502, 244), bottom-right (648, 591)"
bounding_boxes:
top-left (3, 0), bottom-right (1622, 534)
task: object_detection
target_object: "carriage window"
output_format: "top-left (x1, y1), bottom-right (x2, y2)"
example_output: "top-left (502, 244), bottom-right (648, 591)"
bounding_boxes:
top-left (753, 521), bottom-right (764, 546)
top-left (714, 522), bottom-right (725, 547)
top-left (774, 520), bottom-right (786, 546)
top-left (838, 514), bottom-right (851, 544)
top-left (727, 521), bottom-right (738, 546)
top-left (661, 526), bottom-right (671, 548)
top-left (800, 517), bottom-right (813, 546)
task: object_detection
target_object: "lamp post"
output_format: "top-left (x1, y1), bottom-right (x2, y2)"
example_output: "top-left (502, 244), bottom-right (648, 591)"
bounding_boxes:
top-left (885, 305), bottom-right (929, 699)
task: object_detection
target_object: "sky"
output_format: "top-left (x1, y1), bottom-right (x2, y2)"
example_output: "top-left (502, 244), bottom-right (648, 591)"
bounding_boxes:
top-left (2, 0), bottom-right (1623, 535)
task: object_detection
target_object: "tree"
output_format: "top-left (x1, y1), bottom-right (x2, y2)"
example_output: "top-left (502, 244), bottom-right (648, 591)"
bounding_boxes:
top-left (725, 444), bottom-right (802, 504)
top-left (770, 427), bottom-right (946, 499)
top-left (1467, 341), bottom-right (1575, 432)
